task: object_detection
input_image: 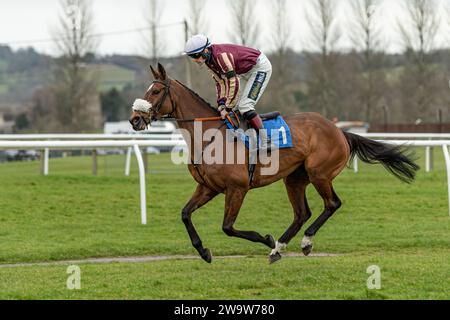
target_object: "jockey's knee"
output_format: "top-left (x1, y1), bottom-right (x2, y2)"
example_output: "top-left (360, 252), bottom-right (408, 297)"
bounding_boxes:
top-left (239, 103), bottom-right (256, 117)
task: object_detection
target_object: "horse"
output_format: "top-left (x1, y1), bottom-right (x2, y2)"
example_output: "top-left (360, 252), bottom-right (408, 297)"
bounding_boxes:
top-left (129, 63), bottom-right (419, 264)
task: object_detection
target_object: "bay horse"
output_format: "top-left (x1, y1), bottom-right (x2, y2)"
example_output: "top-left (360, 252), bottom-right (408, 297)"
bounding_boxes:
top-left (129, 63), bottom-right (419, 264)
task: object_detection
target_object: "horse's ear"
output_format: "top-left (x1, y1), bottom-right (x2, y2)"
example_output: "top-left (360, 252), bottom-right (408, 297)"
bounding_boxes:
top-left (157, 63), bottom-right (167, 80)
top-left (149, 65), bottom-right (159, 80)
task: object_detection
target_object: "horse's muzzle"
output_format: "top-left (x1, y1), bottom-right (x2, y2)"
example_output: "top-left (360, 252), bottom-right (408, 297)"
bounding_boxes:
top-left (129, 116), bottom-right (147, 131)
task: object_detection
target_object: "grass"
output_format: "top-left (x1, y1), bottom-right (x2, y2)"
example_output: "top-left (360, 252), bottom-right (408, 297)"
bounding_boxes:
top-left (0, 148), bottom-right (449, 299)
top-left (0, 251), bottom-right (448, 299)
top-left (91, 64), bottom-right (135, 92)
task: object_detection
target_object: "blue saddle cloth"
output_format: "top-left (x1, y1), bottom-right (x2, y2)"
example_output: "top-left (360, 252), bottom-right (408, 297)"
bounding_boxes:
top-left (224, 115), bottom-right (293, 149)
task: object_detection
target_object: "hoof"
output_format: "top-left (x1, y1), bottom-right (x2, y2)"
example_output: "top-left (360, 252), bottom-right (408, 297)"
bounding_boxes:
top-left (301, 236), bottom-right (313, 256)
top-left (269, 252), bottom-right (282, 264)
top-left (201, 248), bottom-right (212, 263)
top-left (302, 244), bottom-right (313, 256)
top-left (265, 234), bottom-right (276, 249)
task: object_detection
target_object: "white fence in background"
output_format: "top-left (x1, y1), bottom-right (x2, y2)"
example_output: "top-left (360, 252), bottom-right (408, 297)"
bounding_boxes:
top-left (0, 133), bottom-right (185, 175)
top-left (1, 132), bottom-right (444, 173)
top-left (359, 133), bottom-right (450, 173)
top-left (0, 133), bottom-right (183, 140)
top-left (0, 139), bottom-right (186, 225)
top-left (351, 140), bottom-right (450, 218)
top-left (1, 134), bottom-right (449, 220)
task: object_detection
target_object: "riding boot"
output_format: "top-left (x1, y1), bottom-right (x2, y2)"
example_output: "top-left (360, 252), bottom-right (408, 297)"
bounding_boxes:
top-left (246, 112), bottom-right (271, 151)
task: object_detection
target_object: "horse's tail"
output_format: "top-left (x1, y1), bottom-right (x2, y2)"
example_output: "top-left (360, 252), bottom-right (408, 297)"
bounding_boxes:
top-left (342, 131), bottom-right (420, 183)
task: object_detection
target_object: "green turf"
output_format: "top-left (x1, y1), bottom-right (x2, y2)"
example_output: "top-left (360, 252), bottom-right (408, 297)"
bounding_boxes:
top-left (0, 148), bottom-right (449, 299)
top-left (91, 64), bottom-right (135, 92)
top-left (0, 251), bottom-right (448, 299)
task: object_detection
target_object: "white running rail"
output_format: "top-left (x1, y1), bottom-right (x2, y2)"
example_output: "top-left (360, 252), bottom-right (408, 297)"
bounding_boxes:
top-left (0, 139), bottom-right (187, 225)
top-left (354, 140), bottom-right (450, 218)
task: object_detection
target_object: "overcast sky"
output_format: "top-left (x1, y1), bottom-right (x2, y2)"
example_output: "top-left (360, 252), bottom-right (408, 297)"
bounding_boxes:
top-left (0, 0), bottom-right (448, 57)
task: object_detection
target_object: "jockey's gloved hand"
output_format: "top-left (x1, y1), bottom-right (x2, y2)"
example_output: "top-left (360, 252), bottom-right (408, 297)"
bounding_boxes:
top-left (218, 105), bottom-right (228, 119)
top-left (220, 109), bottom-right (228, 119)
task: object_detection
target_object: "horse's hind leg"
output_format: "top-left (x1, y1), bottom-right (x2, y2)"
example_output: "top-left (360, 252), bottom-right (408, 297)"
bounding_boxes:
top-left (269, 165), bottom-right (312, 264)
top-left (301, 180), bottom-right (341, 256)
top-left (222, 187), bottom-right (276, 249)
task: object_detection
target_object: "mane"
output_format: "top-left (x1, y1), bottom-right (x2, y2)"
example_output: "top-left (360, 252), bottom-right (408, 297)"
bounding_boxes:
top-left (174, 79), bottom-right (219, 115)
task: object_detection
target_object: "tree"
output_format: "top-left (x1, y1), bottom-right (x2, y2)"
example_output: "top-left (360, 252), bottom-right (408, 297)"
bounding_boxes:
top-left (30, 87), bottom-right (59, 132)
top-left (229, 0), bottom-right (259, 47)
top-left (348, 0), bottom-right (387, 122)
top-left (397, 0), bottom-right (442, 122)
top-left (187, 0), bottom-right (208, 36)
top-left (271, 0), bottom-right (291, 63)
top-left (14, 113), bottom-right (30, 131)
top-left (184, 0), bottom-right (209, 90)
top-left (264, 0), bottom-right (296, 114)
top-left (53, 0), bottom-right (101, 132)
top-left (144, 0), bottom-right (165, 66)
top-left (303, 0), bottom-right (341, 118)
top-left (101, 88), bottom-right (126, 122)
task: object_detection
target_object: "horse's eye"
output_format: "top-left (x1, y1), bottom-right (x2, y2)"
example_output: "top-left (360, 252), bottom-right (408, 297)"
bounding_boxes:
top-left (152, 90), bottom-right (160, 95)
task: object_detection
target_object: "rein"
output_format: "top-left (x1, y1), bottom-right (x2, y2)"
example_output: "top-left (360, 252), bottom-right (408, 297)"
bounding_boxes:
top-left (176, 116), bottom-right (222, 122)
top-left (149, 79), bottom-right (232, 124)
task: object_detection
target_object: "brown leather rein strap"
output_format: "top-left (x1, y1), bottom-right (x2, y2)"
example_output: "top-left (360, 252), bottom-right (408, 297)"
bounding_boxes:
top-left (174, 111), bottom-right (240, 125)
top-left (175, 116), bottom-right (222, 122)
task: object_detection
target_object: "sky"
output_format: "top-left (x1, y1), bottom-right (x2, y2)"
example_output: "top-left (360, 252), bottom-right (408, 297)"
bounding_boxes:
top-left (0, 0), bottom-right (448, 57)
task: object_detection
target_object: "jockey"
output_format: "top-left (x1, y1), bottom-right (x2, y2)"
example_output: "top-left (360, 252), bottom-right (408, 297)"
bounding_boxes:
top-left (184, 34), bottom-right (272, 150)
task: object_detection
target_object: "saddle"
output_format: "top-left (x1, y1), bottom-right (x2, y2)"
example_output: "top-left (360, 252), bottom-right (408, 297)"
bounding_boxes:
top-left (226, 111), bottom-right (280, 130)
top-left (224, 111), bottom-right (282, 186)
top-left (261, 111), bottom-right (281, 120)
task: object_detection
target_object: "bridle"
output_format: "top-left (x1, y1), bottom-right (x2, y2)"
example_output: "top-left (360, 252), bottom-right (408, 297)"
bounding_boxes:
top-left (148, 79), bottom-right (177, 121)
top-left (133, 78), bottom-right (234, 126)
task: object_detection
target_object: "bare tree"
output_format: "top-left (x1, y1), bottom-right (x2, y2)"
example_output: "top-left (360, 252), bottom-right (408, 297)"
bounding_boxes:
top-left (303, 0), bottom-right (341, 118)
top-left (398, 0), bottom-right (440, 56)
top-left (144, 0), bottom-right (165, 65)
top-left (397, 0), bottom-right (442, 122)
top-left (271, 0), bottom-right (291, 58)
top-left (52, 0), bottom-right (101, 132)
top-left (184, 0), bottom-right (209, 89)
top-left (348, 0), bottom-right (387, 122)
top-left (187, 0), bottom-right (208, 36)
top-left (229, 0), bottom-right (259, 47)
top-left (263, 0), bottom-right (297, 114)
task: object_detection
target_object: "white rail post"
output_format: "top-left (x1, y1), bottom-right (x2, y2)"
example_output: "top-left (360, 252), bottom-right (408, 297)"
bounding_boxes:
top-left (133, 144), bottom-right (147, 225)
top-left (442, 145), bottom-right (450, 218)
top-left (43, 148), bottom-right (49, 175)
top-left (425, 146), bottom-right (433, 173)
top-left (125, 147), bottom-right (132, 176)
top-left (353, 157), bottom-right (358, 173)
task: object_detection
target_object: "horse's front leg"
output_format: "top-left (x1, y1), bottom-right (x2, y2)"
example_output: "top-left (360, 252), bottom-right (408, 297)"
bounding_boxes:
top-left (182, 183), bottom-right (218, 263)
top-left (222, 187), bottom-right (276, 249)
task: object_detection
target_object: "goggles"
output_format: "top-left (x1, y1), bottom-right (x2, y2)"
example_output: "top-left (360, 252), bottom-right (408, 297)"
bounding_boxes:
top-left (188, 52), bottom-right (203, 59)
